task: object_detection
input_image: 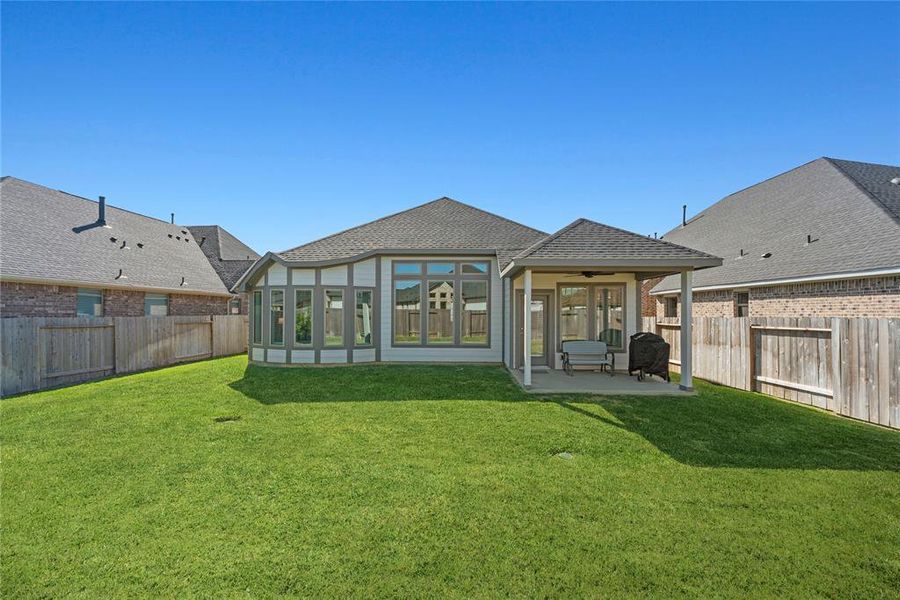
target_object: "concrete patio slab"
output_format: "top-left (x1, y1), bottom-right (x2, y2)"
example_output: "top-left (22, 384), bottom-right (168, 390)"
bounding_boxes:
top-left (510, 368), bottom-right (692, 395)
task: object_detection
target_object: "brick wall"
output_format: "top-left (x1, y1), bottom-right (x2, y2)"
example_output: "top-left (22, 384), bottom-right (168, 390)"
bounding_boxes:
top-left (640, 277), bottom-right (661, 317)
top-left (170, 294), bottom-right (228, 316)
top-left (654, 276), bottom-right (900, 319)
top-left (0, 282), bottom-right (77, 317)
top-left (103, 289), bottom-right (145, 317)
top-left (1, 282), bottom-right (231, 318)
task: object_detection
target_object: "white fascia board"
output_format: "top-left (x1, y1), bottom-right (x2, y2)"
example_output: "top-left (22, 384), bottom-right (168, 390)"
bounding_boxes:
top-left (649, 267), bottom-right (900, 295)
top-left (0, 275), bottom-right (233, 297)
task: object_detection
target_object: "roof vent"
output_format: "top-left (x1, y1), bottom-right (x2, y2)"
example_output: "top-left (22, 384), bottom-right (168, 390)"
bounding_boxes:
top-left (736, 249), bottom-right (745, 259)
top-left (98, 196), bottom-right (107, 226)
top-left (806, 234), bottom-right (819, 245)
top-left (115, 269), bottom-right (127, 280)
top-left (137, 243), bottom-right (144, 249)
top-left (890, 177), bottom-right (900, 185)
top-left (180, 277), bottom-right (187, 286)
top-left (761, 252), bottom-right (772, 259)
top-left (168, 234), bottom-right (173, 239)
top-left (109, 237), bottom-right (117, 243)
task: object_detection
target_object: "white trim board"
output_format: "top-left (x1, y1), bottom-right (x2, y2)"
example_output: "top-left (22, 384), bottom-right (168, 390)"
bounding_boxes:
top-left (650, 267), bottom-right (900, 295)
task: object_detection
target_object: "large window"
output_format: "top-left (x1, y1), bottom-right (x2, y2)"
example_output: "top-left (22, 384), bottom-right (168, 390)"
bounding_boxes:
top-left (461, 280), bottom-right (488, 344)
top-left (252, 291), bottom-right (262, 344)
top-left (595, 286), bottom-right (624, 349)
top-left (392, 260), bottom-right (490, 346)
top-left (394, 280), bottom-right (421, 344)
top-left (324, 289), bottom-right (343, 346)
top-left (560, 286), bottom-right (588, 341)
top-left (144, 293), bottom-right (169, 316)
top-left (270, 289), bottom-right (284, 345)
top-left (355, 289), bottom-right (374, 346)
top-left (295, 289), bottom-right (312, 345)
top-left (76, 288), bottom-right (103, 317)
top-left (427, 280), bottom-right (454, 344)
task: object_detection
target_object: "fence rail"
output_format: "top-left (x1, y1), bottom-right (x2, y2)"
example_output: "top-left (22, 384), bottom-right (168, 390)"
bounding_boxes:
top-left (642, 316), bottom-right (900, 429)
top-left (2, 315), bottom-right (248, 396)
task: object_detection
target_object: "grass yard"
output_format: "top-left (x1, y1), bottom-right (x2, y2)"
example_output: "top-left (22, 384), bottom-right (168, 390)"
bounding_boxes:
top-left (2, 356), bottom-right (899, 598)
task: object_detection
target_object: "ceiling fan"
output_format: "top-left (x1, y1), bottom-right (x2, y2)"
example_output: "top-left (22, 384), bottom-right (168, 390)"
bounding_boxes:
top-left (564, 271), bottom-right (614, 278)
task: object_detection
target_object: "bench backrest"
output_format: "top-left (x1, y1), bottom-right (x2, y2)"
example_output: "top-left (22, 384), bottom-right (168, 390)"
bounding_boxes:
top-left (562, 340), bottom-right (609, 355)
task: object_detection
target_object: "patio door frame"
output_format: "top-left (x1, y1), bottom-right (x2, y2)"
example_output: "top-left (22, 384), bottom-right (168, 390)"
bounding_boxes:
top-left (515, 289), bottom-right (554, 369)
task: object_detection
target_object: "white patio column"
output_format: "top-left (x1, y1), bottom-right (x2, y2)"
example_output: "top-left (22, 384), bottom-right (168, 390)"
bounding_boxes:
top-left (523, 268), bottom-right (532, 387)
top-left (680, 269), bottom-right (693, 391)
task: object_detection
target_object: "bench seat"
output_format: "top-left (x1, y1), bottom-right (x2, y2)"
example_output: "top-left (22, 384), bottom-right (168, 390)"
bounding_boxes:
top-left (561, 340), bottom-right (615, 376)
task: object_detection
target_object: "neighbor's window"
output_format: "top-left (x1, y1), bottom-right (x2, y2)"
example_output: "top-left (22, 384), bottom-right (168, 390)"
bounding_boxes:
top-left (295, 289), bottom-right (312, 345)
top-left (559, 286), bottom-right (588, 341)
top-left (735, 292), bottom-right (749, 317)
top-left (144, 293), bottom-right (169, 316)
top-left (595, 285), bottom-right (624, 350)
top-left (324, 289), bottom-right (343, 346)
top-left (76, 288), bottom-right (103, 317)
top-left (229, 298), bottom-right (241, 314)
top-left (252, 291), bottom-right (262, 344)
top-left (427, 280), bottom-right (454, 344)
top-left (664, 296), bottom-right (677, 318)
top-left (461, 280), bottom-right (488, 344)
top-left (394, 280), bottom-right (422, 343)
top-left (355, 289), bottom-right (374, 346)
top-left (270, 289), bottom-right (284, 345)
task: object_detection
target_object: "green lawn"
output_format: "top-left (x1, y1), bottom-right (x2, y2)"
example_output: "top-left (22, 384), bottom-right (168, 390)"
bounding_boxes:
top-left (2, 356), bottom-right (898, 598)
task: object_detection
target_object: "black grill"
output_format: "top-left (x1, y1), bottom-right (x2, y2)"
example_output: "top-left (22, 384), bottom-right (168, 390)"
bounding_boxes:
top-left (628, 332), bottom-right (670, 382)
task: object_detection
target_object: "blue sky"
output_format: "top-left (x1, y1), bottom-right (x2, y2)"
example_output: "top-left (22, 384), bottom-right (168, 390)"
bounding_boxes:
top-left (3, 2), bottom-right (898, 254)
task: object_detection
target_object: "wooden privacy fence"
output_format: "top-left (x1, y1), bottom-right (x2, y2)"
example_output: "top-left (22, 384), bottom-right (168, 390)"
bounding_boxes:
top-left (1, 315), bottom-right (248, 396)
top-left (642, 316), bottom-right (900, 429)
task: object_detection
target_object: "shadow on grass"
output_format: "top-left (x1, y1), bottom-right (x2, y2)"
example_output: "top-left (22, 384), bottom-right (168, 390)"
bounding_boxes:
top-left (554, 381), bottom-right (900, 471)
top-left (230, 363), bottom-right (899, 472)
top-left (229, 363), bottom-right (528, 404)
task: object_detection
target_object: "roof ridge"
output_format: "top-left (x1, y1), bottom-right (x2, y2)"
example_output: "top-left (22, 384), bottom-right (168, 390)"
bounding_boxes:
top-left (278, 196), bottom-right (546, 256)
top-left (823, 157), bottom-right (900, 224)
top-left (4, 176), bottom-right (185, 228)
top-left (513, 218), bottom-right (587, 260)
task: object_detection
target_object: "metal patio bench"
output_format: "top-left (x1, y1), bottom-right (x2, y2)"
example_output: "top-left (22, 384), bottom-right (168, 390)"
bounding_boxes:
top-left (561, 340), bottom-right (615, 376)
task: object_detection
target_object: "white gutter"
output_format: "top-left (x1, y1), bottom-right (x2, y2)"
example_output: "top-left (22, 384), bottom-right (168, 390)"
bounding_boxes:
top-left (649, 267), bottom-right (900, 295)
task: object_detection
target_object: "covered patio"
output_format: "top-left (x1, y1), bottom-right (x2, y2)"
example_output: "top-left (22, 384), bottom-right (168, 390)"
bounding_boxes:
top-left (500, 219), bottom-right (722, 394)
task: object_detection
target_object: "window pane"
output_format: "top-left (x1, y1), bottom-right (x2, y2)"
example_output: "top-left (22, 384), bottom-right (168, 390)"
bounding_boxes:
top-left (427, 280), bottom-right (454, 344)
top-left (461, 262), bottom-right (489, 274)
top-left (356, 290), bottom-right (373, 346)
top-left (394, 281), bottom-right (421, 343)
top-left (426, 262), bottom-right (454, 275)
top-left (394, 263), bottom-right (421, 276)
top-left (252, 291), bottom-right (262, 343)
top-left (76, 289), bottom-right (102, 317)
top-left (295, 289), bottom-right (312, 345)
top-left (144, 293), bottom-right (168, 316)
top-left (270, 290), bottom-right (284, 345)
top-left (559, 286), bottom-right (588, 341)
top-left (324, 290), bottom-right (343, 346)
top-left (595, 286), bottom-right (624, 349)
top-left (462, 280), bottom-right (488, 344)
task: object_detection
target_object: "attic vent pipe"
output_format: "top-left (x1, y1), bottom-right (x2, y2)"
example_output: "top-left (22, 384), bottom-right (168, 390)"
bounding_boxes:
top-left (199, 237), bottom-right (206, 247)
top-left (170, 212), bottom-right (175, 224)
top-left (682, 204), bottom-right (687, 227)
top-left (115, 269), bottom-right (126, 280)
top-left (98, 196), bottom-right (107, 226)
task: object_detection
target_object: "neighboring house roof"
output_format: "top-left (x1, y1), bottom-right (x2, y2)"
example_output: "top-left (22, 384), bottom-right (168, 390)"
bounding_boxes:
top-left (187, 225), bottom-right (260, 291)
top-left (0, 177), bottom-right (231, 296)
top-left (278, 197), bottom-right (548, 267)
top-left (652, 157), bottom-right (900, 294)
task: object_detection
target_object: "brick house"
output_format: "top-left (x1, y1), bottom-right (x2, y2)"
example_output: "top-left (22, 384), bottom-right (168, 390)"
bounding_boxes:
top-left (0, 177), bottom-right (255, 318)
top-left (645, 157), bottom-right (900, 318)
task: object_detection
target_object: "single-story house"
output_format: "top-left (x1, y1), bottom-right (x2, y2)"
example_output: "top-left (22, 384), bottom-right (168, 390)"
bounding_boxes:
top-left (235, 197), bottom-right (721, 389)
top-left (187, 225), bottom-right (261, 314)
top-left (646, 157), bottom-right (900, 318)
top-left (0, 176), bottom-right (255, 318)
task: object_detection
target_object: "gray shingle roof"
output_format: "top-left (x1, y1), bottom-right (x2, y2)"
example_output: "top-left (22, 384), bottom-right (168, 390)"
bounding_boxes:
top-left (187, 225), bottom-right (259, 290)
top-left (277, 197), bottom-right (547, 267)
top-left (0, 177), bottom-right (230, 295)
top-left (652, 157), bottom-right (900, 294)
top-left (514, 218), bottom-right (719, 262)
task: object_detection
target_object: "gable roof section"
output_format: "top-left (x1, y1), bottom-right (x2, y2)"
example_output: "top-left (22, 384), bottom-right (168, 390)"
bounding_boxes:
top-left (0, 177), bottom-right (230, 296)
top-left (513, 218), bottom-right (719, 263)
top-left (187, 225), bottom-right (260, 290)
top-left (277, 197), bottom-right (547, 266)
top-left (652, 157), bottom-right (900, 294)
